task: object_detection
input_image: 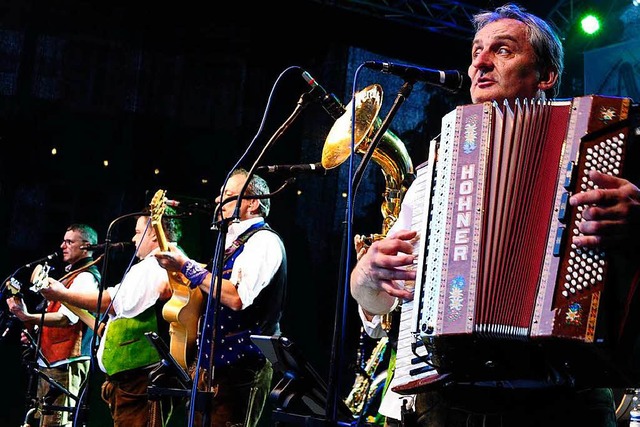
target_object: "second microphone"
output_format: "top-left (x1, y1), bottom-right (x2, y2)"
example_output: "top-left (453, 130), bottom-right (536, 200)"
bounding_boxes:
top-left (80, 242), bottom-right (133, 251)
top-left (256, 163), bottom-right (326, 174)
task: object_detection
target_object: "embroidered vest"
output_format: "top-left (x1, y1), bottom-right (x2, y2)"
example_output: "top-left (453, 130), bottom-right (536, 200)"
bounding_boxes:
top-left (40, 258), bottom-right (100, 364)
top-left (40, 299), bottom-right (82, 364)
top-left (202, 221), bottom-right (287, 368)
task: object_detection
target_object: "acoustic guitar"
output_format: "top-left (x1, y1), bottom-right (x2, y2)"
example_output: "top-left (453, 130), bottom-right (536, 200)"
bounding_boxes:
top-left (150, 189), bottom-right (204, 370)
top-left (7, 262), bottom-right (105, 336)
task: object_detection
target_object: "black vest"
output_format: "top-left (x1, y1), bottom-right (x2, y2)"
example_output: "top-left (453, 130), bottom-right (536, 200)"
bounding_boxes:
top-left (204, 222), bottom-right (287, 368)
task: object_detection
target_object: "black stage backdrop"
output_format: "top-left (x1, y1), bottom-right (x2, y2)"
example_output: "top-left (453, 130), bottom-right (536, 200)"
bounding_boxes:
top-left (0, 0), bottom-right (624, 425)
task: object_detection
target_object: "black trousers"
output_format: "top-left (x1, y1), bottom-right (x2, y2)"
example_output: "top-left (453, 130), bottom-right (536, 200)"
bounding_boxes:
top-left (405, 385), bottom-right (617, 427)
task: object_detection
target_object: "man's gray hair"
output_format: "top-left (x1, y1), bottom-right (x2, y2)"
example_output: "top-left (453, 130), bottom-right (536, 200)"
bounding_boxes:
top-left (67, 223), bottom-right (98, 245)
top-left (232, 168), bottom-right (271, 217)
top-left (472, 3), bottom-right (565, 98)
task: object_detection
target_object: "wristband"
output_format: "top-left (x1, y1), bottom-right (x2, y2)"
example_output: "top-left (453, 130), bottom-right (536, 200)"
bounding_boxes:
top-left (180, 259), bottom-right (208, 289)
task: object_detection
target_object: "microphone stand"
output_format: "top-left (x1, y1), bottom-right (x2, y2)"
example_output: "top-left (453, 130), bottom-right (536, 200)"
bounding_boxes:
top-left (231, 89), bottom-right (316, 221)
top-left (23, 328), bottom-right (79, 426)
top-left (352, 81), bottom-right (414, 196)
top-left (73, 211), bottom-right (144, 427)
top-left (2, 252), bottom-right (68, 424)
top-left (186, 220), bottom-right (224, 427)
top-left (188, 89), bottom-right (315, 427)
top-left (24, 253), bottom-right (59, 270)
top-left (326, 80), bottom-right (415, 424)
top-left (21, 295), bottom-right (56, 426)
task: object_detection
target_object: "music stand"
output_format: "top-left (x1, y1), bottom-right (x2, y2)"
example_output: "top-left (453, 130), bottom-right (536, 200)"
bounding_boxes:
top-left (250, 334), bottom-right (353, 426)
top-left (145, 331), bottom-right (192, 399)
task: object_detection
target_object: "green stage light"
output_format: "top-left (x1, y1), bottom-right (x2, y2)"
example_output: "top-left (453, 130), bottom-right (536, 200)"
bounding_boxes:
top-left (580, 14), bottom-right (601, 35)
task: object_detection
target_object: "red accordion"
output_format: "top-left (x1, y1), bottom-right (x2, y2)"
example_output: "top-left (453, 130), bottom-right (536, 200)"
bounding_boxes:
top-left (392, 95), bottom-right (640, 394)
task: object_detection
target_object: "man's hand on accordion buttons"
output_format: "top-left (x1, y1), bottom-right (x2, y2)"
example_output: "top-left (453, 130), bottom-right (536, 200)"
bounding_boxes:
top-left (569, 170), bottom-right (640, 249)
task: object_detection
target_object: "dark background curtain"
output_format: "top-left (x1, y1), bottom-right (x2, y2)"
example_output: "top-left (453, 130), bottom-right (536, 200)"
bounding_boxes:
top-left (0, 0), bottom-right (635, 425)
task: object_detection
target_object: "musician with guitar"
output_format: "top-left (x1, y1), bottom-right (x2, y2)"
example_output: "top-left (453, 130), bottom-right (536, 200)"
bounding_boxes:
top-left (351, 3), bottom-right (640, 427)
top-left (39, 208), bottom-right (184, 427)
top-left (6, 223), bottom-right (101, 427)
top-left (154, 168), bottom-right (287, 427)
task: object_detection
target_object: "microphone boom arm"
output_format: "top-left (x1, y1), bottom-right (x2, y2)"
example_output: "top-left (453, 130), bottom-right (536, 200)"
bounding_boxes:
top-left (226, 90), bottom-right (316, 223)
top-left (352, 81), bottom-right (414, 195)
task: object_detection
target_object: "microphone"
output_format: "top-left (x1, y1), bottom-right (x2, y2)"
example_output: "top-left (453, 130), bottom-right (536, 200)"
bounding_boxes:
top-left (256, 163), bottom-right (326, 174)
top-left (301, 71), bottom-right (346, 120)
top-left (364, 61), bottom-right (471, 93)
top-left (24, 252), bottom-right (59, 269)
top-left (80, 242), bottom-right (132, 251)
top-left (165, 199), bottom-right (216, 213)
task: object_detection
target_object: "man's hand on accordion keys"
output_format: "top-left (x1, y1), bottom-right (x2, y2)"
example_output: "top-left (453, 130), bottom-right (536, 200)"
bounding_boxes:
top-left (569, 170), bottom-right (640, 250)
top-left (350, 229), bottom-right (418, 316)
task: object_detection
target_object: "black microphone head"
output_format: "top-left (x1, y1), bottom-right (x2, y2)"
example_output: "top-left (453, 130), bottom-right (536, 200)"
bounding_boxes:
top-left (442, 71), bottom-right (471, 94)
top-left (365, 60), bottom-right (471, 94)
top-left (290, 163), bottom-right (326, 174)
top-left (363, 61), bottom-right (384, 71)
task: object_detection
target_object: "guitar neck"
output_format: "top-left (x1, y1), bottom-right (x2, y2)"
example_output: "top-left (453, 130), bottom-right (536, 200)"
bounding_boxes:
top-left (61, 302), bottom-right (104, 337)
top-left (29, 261), bottom-right (105, 337)
top-left (152, 220), bottom-right (169, 252)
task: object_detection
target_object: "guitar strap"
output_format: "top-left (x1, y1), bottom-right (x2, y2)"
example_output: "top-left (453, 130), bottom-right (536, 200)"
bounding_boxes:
top-left (58, 254), bottom-right (104, 286)
top-left (222, 222), bottom-right (271, 264)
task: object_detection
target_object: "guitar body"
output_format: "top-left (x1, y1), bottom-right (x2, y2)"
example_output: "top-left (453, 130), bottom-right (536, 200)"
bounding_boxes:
top-left (161, 271), bottom-right (204, 369)
top-left (151, 190), bottom-right (204, 370)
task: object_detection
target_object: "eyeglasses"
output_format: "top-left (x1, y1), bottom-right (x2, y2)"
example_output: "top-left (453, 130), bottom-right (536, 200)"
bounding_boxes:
top-left (62, 239), bottom-right (87, 246)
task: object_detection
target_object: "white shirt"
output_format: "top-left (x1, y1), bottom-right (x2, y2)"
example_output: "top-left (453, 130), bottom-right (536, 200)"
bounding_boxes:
top-left (358, 180), bottom-right (417, 338)
top-left (58, 270), bottom-right (99, 325)
top-left (226, 217), bottom-right (284, 309)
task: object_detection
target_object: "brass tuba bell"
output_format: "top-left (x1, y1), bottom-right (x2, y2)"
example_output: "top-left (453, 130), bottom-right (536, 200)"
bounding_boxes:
top-left (321, 84), bottom-right (415, 236)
